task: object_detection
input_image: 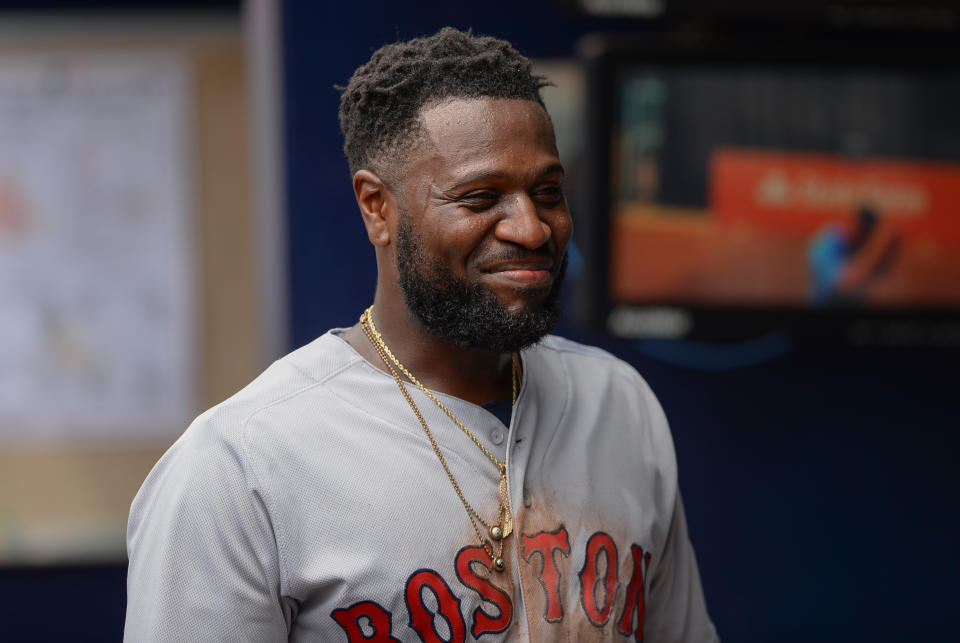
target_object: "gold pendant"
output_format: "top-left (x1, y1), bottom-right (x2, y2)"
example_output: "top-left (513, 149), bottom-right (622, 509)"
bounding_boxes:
top-left (497, 476), bottom-right (513, 538)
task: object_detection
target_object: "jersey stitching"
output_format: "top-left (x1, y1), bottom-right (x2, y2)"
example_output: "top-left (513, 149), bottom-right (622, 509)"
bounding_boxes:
top-left (539, 337), bottom-right (636, 374)
top-left (539, 335), bottom-right (618, 360)
top-left (238, 421), bottom-right (291, 599)
top-left (235, 357), bottom-right (362, 598)
top-left (280, 343), bottom-right (363, 387)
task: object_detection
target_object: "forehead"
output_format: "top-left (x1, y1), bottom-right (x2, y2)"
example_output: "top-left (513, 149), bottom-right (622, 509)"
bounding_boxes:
top-left (411, 97), bottom-right (560, 183)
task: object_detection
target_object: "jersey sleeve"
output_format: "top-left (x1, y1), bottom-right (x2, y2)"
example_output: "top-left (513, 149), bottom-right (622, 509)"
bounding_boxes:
top-left (645, 493), bottom-right (720, 642)
top-left (629, 365), bottom-right (719, 642)
top-left (124, 411), bottom-right (290, 642)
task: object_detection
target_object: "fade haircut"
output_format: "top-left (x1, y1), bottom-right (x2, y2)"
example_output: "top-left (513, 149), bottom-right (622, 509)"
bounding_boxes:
top-left (337, 27), bottom-right (550, 181)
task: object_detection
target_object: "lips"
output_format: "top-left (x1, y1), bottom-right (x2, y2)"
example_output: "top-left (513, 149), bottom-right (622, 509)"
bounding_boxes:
top-left (481, 257), bottom-right (556, 288)
top-left (486, 259), bottom-right (553, 272)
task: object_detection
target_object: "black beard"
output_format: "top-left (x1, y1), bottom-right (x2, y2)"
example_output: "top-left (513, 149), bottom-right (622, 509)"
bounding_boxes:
top-left (395, 220), bottom-right (566, 353)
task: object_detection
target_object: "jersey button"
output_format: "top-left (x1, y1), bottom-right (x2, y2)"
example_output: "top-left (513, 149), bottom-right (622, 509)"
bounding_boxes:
top-left (490, 426), bottom-right (505, 445)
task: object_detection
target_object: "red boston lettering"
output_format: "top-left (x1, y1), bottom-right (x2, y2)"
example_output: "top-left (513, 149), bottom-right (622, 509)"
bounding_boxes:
top-left (330, 601), bottom-right (400, 642)
top-left (520, 526), bottom-right (571, 622)
top-left (405, 569), bottom-right (467, 643)
top-left (454, 545), bottom-right (513, 636)
top-left (617, 544), bottom-right (652, 642)
top-left (578, 531), bottom-right (619, 626)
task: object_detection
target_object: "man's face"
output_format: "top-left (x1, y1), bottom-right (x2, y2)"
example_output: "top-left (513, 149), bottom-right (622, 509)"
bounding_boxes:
top-left (391, 97), bottom-right (572, 352)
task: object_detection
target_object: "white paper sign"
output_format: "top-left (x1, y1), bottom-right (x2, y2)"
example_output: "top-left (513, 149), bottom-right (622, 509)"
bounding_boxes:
top-left (0, 53), bottom-right (194, 444)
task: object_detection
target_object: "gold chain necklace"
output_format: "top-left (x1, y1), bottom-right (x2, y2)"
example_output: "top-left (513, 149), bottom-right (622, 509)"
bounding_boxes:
top-left (360, 306), bottom-right (521, 572)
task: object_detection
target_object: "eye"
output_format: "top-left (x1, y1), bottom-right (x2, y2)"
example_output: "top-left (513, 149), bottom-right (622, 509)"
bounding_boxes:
top-left (532, 184), bottom-right (565, 205)
top-left (458, 190), bottom-right (499, 211)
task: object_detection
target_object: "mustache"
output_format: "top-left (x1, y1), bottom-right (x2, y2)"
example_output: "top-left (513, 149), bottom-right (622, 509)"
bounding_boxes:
top-left (474, 245), bottom-right (558, 265)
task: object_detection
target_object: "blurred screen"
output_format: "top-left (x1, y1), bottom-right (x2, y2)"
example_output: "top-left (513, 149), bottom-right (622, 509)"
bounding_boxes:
top-left (610, 66), bottom-right (960, 310)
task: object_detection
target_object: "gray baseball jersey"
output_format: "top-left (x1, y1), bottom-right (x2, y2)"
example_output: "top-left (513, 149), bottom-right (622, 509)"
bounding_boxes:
top-left (125, 331), bottom-right (718, 642)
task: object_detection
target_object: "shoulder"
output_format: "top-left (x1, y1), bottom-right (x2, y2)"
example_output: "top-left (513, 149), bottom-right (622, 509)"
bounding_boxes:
top-left (534, 333), bottom-right (618, 359)
top-left (531, 334), bottom-right (640, 373)
top-left (523, 333), bottom-right (674, 469)
top-left (181, 330), bottom-right (363, 445)
top-left (220, 330), bottom-right (363, 421)
top-left (523, 333), bottom-right (668, 431)
top-left (131, 331), bottom-right (365, 507)
top-left (128, 330), bottom-right (367, 575)
top-left (528, 334), bottom-right (657, 396)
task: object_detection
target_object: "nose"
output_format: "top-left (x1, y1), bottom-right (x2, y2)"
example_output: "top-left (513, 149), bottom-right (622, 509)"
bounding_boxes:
top-left (494, 193), bottom-right (551, 250)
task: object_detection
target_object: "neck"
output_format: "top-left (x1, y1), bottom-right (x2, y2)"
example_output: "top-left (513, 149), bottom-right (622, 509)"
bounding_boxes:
top-left (346, 295), bottom-right (514, 406)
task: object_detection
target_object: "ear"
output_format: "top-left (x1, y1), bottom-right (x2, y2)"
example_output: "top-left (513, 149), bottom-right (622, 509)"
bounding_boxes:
top-left (353, 169), bottom-right (395, 247)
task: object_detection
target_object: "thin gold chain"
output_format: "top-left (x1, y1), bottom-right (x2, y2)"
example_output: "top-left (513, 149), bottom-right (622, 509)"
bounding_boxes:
top-left (359, 307), bottom-right (519, 566)
top-left (364, 306), bottom-right (521, 476)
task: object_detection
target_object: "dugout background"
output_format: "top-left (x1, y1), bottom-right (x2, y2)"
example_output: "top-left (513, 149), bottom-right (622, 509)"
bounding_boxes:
top-left (2, 1), bottom-right (959, 641)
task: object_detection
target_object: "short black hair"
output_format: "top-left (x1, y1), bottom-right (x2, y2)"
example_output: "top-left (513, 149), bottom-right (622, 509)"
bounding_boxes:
top-left (337, 27), bottom-right (550, 179)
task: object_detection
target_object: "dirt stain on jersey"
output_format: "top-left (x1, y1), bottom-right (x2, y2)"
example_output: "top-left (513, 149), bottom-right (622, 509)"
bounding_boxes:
top-left (513, 488), bottom-right (647, 642)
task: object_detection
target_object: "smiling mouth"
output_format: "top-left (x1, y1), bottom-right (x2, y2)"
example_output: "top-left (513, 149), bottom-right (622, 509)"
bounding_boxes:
top-left (478, 247), bottom-right (559, 289)
top-left (489, 267), bottom-right (553, 287)
top-left (482, 258), bottom-right (556, 291)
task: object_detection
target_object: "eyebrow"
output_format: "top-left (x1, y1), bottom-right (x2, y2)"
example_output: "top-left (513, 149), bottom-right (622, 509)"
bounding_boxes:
top-left (448, 163), bottom-right (565, 191)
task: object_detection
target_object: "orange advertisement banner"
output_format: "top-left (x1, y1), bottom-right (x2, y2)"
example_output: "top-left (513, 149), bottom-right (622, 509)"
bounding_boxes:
top-left (710, 149), bottom-right (960, 245)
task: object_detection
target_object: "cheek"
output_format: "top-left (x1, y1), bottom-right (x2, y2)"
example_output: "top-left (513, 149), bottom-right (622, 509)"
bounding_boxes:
top-left (550, 211), bottom-right (574, 249)
top-left (444, 220), bottom-right (493, 257)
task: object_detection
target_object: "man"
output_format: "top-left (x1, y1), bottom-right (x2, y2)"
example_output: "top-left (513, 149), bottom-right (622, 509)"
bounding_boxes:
top-left (125, 27), bottom-right (717, 642)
